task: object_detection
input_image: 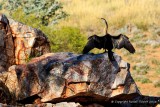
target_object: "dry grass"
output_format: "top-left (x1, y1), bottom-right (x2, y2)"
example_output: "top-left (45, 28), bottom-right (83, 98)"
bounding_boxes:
top-left (59, 0), bottom-right (160, 34)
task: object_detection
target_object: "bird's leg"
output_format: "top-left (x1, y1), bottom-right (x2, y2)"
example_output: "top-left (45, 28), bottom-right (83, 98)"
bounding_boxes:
top-left (103, 49), bottom-right (107, 53)
top-left (108, 50), bottom-right (115, 61)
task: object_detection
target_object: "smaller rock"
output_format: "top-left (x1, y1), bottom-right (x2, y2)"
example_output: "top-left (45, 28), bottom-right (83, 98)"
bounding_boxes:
top-left (0, 80), bottom-right (12, 104)
top-left (9, 18), bottom-right (51, 64)
top-left (55, 102), bottom-right (81, 107)
top-left (25, 102), bottom-right (82, 107)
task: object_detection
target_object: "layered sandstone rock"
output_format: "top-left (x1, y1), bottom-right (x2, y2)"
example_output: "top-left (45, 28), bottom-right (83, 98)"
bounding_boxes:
top-left (0, 52), bottom-right (141, 105)
top-left (0, 14), bottom-right (50, 71)
top-left (9, 18), bottom-right (50, 64)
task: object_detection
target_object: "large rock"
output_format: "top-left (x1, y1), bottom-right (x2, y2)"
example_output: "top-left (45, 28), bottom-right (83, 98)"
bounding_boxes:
top-left (9, 18), bottom-right (50, 64)
top-left (0, 14), bottom-right (15, 71)
top-left (0, 14), bottom-right (50, 71)
top-left (0, 52), bottom-right (160, 106)
top-left (0, 52), bottom-right (140, 104)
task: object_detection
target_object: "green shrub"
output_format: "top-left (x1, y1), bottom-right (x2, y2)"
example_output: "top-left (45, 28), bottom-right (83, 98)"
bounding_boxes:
top-left (9, 10), bottom-right (87, 53)
top-left (151, 59), bottom-right (160, 74)
top-left (157, 92), bottom-right (160, 96)
top-left (133, 76), bottom-right (141, 82)
top-left (154, 80), bottom-right (160, 88)
top-left (151, 59), bottom-right (160, 65)
top-left (49, 27), bottom-right (87, 53)
top-left (155, 83), bottom-right (160, 88)
top-left (11, 9), bottom-right (43, 28)
top-left (141, 78), bottom-right (152, 84)
top-left (156, 66), bottom-right (160, 74)
top-left (135, 21), bottom-right (148, 31)
top-left (134, 76), bottom-right (152, 84)
top-left (132, 63), bottom-right (150, 75)
top-left (1, 0), bottom-right (67, 26)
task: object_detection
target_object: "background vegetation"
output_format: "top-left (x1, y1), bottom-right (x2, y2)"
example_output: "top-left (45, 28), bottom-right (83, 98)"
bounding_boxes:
top-left (0, 0), bottom-right (160, 96)
top-left (0, 0), bottom-right (86, 53)
top-left (59, 0), bottom-right (160, 33)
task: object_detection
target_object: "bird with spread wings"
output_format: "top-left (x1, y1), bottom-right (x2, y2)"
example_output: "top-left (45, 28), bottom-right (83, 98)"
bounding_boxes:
top-left (82, 18), bottom-right (135, 61)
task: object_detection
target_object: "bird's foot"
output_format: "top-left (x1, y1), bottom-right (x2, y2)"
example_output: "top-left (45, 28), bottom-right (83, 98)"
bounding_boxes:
top-left (109, 56), bottom-right (115, 61)
top-left (110, 57), bottom-right (115, 61)
top-left (103, 51), bottom-right (107, 53)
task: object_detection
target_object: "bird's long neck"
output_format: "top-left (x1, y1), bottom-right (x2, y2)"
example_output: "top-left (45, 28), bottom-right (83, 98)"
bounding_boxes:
top-left (101, 18), bottom-right (108, 35)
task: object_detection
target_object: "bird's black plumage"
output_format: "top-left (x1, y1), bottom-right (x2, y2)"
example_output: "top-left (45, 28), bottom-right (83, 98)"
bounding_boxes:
top-left (82, 18), bottom-right (135, 61)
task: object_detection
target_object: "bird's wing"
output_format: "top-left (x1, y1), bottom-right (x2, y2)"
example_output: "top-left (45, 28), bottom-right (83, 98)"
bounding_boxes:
top-left (111, 34), bottom-right (135, 53)
top-left (82, 35), bottom-right (101, 54)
